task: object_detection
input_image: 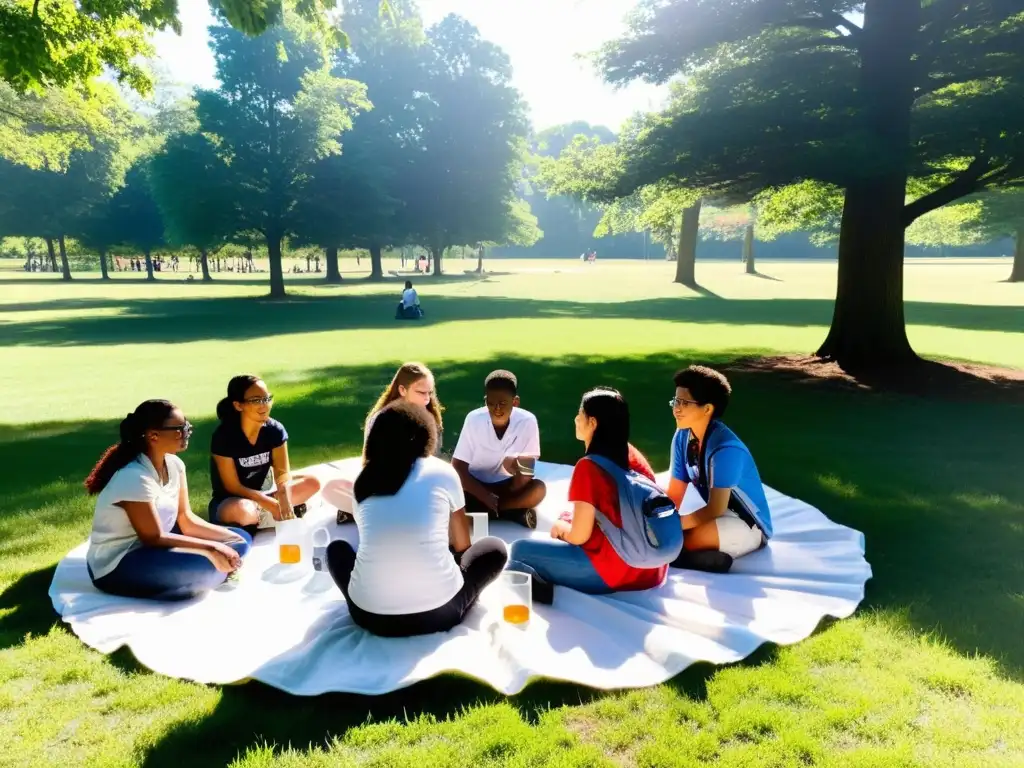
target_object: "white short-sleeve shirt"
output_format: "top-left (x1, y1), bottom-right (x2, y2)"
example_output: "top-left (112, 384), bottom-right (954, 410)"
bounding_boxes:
top-left (87, 454), bottom-right (184, 579)
top-left (402, 287), bottom-right (419, 307)
top-left (347, 457), bottom-right (467, 615)
top-left (452, 407), bottom-right (541, 484)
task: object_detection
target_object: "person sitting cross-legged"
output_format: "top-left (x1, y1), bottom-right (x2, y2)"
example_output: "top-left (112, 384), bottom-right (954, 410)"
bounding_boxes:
top-left (208, 375), bottom-right (321, 536)
top-left (451, 369), bottom-right (547, 529)
top-left (666, 366), bottom-right (772, 572)
top-left (505, 388), bottom-right (668, 605)
top-left (326, 401), bottom-right (508, 638)
top-left (395, 280), bottom-right (424, 319)
top-left (323, 361), bottom-right (445, 524)
top-left (85, 400), bottom-right (251, 601)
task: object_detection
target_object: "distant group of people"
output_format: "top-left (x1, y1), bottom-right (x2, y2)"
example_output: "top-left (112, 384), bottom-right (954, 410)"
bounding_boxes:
top-left (84, 362), bottom-right (772, 639)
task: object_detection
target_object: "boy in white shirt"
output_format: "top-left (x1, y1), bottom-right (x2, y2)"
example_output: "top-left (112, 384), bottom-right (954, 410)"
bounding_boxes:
top-left (452, 370), bottom-right (547, 528)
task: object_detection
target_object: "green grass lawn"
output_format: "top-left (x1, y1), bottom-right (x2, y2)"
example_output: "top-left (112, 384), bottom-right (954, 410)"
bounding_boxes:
top-left (1, 258), bottom-right (1023, 767)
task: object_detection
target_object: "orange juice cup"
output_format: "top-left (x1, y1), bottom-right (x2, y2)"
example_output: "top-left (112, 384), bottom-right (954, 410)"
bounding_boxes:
top-left (276, 518), bottom-right (306, 566)
top-left (500, 571), bottom-right (532, 628)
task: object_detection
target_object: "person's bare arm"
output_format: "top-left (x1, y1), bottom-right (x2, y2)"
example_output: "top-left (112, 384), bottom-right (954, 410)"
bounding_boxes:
top-left (271, 443), bottom-right (295, 519)
top-left (551, 501), bottom-right (595, 545)
top-left (667, 477), bottom-right (688, 511)
top-left (120, 500), bottom-right (241, 571)
top-left (175, 472), bottom-right (245, 543)
top-left (449, 507), bottom-right (472, 553)
top-left (681, 487), bottom-right (732, 530)
top-left (451, 458), bottom-right (498, 511)
top-left (212, 454), bottom-right (280, 516)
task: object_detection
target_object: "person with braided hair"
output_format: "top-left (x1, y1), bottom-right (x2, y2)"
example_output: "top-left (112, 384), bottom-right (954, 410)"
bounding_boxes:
top-left (84, 400), bottom-right (251, 601)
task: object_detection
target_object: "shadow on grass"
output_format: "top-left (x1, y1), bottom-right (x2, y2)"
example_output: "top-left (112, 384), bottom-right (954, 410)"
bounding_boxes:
top-left (2, 353), bottom-right (1023, 760)
top-left (0, 565), bottom-right (60, 649)
top-left (135, 642), bottom-right (785, 768)
top-left (1, 290), bottom-right (1023, 347)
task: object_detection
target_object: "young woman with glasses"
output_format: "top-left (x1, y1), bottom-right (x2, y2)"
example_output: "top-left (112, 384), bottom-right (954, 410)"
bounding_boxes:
top-left (208, 375), bottom-right (321, 534)
top-left (84, 400), bottom-right (252, 600)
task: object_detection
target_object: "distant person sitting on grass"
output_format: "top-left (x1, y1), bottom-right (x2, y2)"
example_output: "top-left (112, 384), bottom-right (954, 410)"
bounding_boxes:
top-left (326, 401), bottom-right (508, 637)
top-left (84, 400), bottom-right (251, 601)
top-left (322, 362), bottom-right (445, 524)
top-left (396, 280), bottom-right (424, 319)
top-left (451, 369), bottom-right (546, 529)
top-left (505, 388), bottom-right (668, 604)
top-left (666, 365), bottom-right (772, 571)
top-left (208, 375), bottom-right (321, 536)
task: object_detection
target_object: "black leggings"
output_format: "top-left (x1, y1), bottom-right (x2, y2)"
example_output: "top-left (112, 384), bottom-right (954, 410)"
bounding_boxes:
top-left (327, 537), bottom-right (508, 638)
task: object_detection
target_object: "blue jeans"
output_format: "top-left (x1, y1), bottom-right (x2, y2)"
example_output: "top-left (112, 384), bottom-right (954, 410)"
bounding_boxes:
top-left (91, 527), bottom-right (252, 601)
top-left (506, 538), bottom-right (611, 595)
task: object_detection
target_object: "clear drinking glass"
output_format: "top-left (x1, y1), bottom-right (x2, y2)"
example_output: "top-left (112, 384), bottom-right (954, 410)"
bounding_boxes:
top-left (311, 527), bottom-right (330, 571)
top-left (500, 571), bottom-right (532, 628)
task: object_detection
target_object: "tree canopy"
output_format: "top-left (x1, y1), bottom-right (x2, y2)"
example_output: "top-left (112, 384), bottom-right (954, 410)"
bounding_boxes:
top-left (192, 18), bottom-right (370, 296)
top-left (596, 0), bottom-right (1024, 369)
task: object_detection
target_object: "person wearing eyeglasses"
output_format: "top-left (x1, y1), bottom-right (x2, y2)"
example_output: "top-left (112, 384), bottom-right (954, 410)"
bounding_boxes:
top-left (208, 375), bottom-right (321, 534)
top-left (666, 366), bottom-right (772, 569)
top-left (84, 400), bottom-right (251, 600)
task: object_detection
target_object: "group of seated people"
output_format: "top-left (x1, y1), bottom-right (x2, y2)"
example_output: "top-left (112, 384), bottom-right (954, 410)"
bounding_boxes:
top-left (84, 363), bottom-right (773, 639)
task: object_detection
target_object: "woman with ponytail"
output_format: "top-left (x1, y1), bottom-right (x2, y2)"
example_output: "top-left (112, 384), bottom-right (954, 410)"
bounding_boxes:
top-left (325, 400), bottom-right (508, 637)
top-left (322, 362), bottom-right (444, 524)
top-left (208, 375), bottom-right (321, 534)
top-left (505, 388), bottom-right (668, 605)
top-left (84, 400), bottom-right (251, 601)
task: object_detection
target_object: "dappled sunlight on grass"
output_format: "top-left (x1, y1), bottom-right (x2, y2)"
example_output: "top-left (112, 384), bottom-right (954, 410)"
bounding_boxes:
top-left (0, 263), bottom-right (1022, 764)
top-left (816, 473), bottom-right (860, 498)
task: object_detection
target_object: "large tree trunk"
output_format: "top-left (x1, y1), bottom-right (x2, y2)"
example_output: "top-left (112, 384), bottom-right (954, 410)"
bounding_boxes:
top-left (57, 235), bottom-right (71, 281)
top-left (1008, 228), bottom-right (1023, 282)
top-left (144, 250), bottom-right (155, 281)
top-left (675, 200), bottom-right (702, 287)
top-left (368, 243), bottom-right (384, 280)
top-left (267, 235), bottom-right (286, 297)
top-left (45, 237), bottom-right (58, 272)
top-left (324, 246), bottom-right (342, 283)
top-left (99, 248), bottom-right (109, 280)
top-left (743, 224), bottom-right (755, 274)
top-left (200, 249), bottom-right (212, 282)
top-left (430, 246), bottom-right (444, 277)
top-left (817, 0), bottom-right (920, 370)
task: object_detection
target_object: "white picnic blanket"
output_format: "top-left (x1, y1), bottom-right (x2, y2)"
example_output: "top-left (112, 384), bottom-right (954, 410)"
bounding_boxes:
top-left (49, 459), bottom-right (871, 695)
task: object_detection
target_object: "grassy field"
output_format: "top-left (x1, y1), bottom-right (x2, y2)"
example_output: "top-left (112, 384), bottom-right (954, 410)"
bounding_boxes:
top-left (1, 258), bottom-right (1023, 767)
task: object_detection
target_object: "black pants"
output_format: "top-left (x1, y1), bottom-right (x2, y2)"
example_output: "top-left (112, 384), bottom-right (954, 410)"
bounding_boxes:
top-left (327, 537), bottom-right (508, 638)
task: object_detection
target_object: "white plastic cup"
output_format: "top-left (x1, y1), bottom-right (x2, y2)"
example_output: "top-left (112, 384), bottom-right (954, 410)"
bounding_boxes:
top-left (276, 518), bottom-right (306, 566)
top-left (468, 512), bottom-right (489, 543)
top-left (311, 527), bottom-right (330, 572)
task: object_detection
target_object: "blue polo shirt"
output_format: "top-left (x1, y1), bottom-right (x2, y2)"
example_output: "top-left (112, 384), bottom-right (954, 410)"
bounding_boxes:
top-left (669, 419), bottom-right (772, 538)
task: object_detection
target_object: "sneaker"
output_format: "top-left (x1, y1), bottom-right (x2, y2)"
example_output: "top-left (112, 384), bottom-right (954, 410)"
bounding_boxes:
top-left (669, 550), bottom-right (734, 573)
top-left (256, 507), bottom-right (277, 530)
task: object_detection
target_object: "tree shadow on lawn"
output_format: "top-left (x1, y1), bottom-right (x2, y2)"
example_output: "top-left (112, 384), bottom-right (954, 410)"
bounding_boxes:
top-left (1, 354), bottom-right (1022, 758)
top-left (0, 291), bottom-right (1022, 347)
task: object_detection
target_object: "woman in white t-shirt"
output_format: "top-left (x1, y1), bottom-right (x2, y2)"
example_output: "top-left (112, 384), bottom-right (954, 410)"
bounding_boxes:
top-left (322, 362), bottom-right (445, 523)
top-left (326, 400), bottom-right (508, 637)
top-left (84, 400), bottom-right (252, 601)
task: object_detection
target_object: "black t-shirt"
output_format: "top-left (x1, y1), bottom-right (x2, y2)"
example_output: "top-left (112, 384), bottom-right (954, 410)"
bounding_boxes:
top-left (210, 418), bottom-right (289, 503)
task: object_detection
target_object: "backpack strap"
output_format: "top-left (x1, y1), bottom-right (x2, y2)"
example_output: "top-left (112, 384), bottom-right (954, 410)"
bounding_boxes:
top-left (582, 454), bottom-right (637, 526)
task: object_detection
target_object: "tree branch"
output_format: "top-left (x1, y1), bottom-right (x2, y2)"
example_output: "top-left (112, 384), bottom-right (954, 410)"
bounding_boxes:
top-left (790, 12), bottom-right (862, 42)
top-left (903, 155), bottom-right (991, 226)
